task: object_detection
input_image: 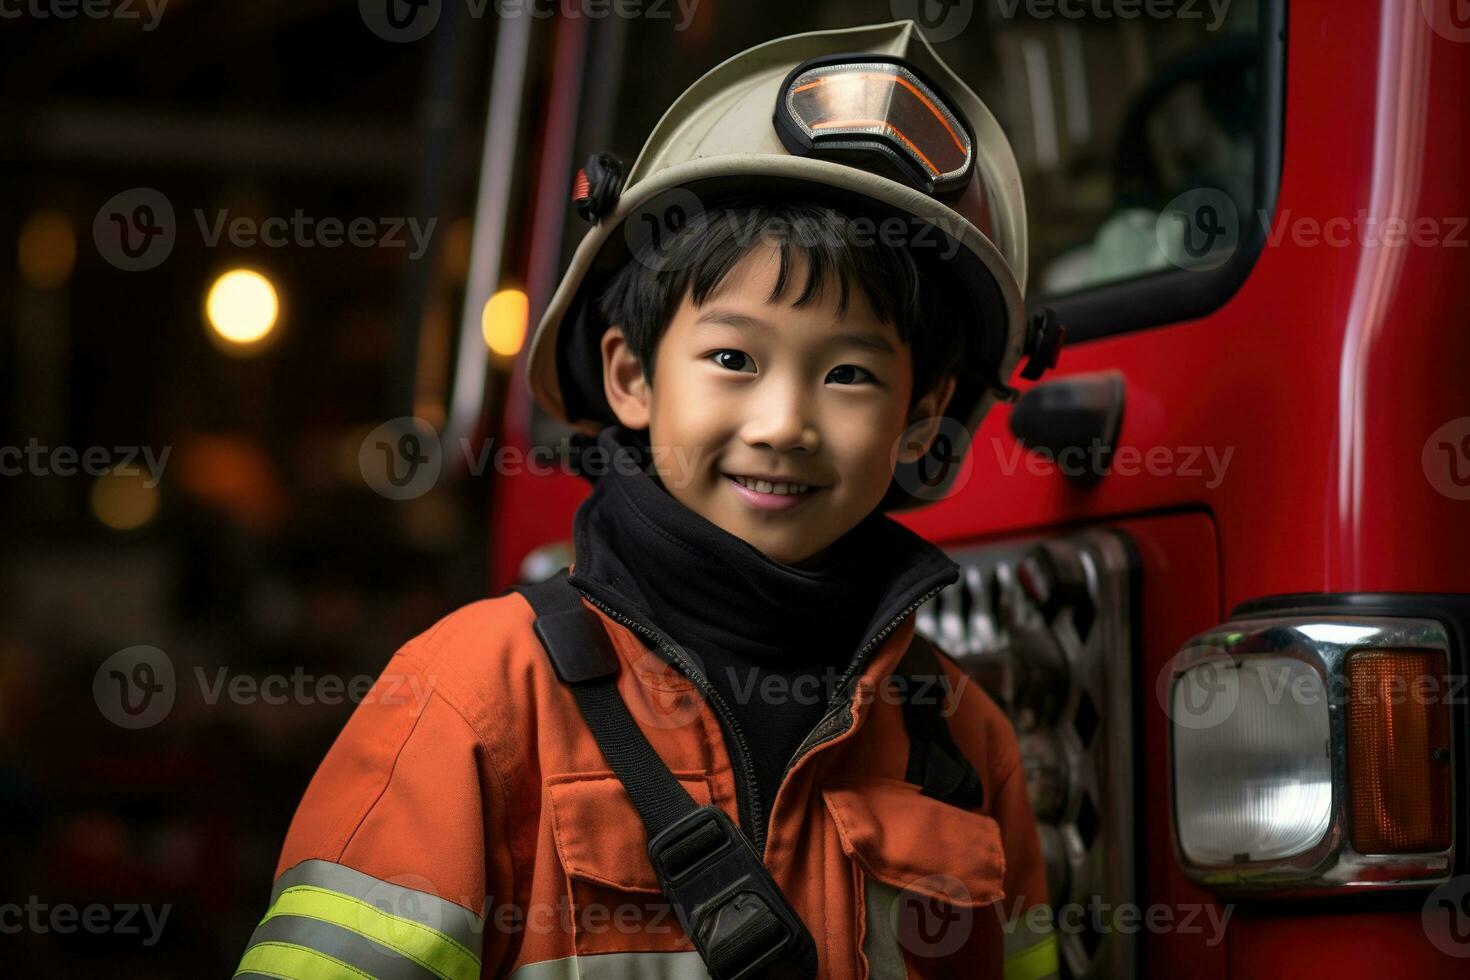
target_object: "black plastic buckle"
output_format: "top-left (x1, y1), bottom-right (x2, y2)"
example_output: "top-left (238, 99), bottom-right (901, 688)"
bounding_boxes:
top-left (646, 806), bottom-right (817, 980)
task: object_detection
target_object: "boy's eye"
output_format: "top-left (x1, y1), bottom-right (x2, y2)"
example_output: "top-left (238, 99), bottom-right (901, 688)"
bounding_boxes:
top-left (826, 364), bottom-right (875, 385)
top-left (709, 350), bottom-right (756, 373)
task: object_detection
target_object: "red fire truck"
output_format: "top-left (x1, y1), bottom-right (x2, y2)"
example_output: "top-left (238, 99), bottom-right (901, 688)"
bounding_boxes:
top-left (473, 1), bottom-right (1470, 975)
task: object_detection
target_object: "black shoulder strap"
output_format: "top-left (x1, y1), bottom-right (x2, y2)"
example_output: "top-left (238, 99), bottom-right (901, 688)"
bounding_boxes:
top-left (509, 569), bottom-right (817, 980)
top-left (512, 569), bottom-right (698, 833)
top-left (899, 634), bottom-right (986, 809)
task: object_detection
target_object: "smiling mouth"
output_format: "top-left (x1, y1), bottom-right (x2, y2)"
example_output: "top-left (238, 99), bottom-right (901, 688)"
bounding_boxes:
top-left (722, 473), bottom-right (825, 511)
top-left (724, 474), bottom-right (818, 496)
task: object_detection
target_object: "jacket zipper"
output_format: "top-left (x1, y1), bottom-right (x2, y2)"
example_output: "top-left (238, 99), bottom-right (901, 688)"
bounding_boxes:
top-left (571, 586), bottom-right (770, 853)
top-left (575, 579), bottom-right (949, 860)
top-left (774, 582), bottom-right (951, 807)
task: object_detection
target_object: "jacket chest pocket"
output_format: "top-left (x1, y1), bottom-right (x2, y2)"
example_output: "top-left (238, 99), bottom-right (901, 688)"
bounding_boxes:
top-left (544, 771), bottom-right (709, 962)
top-left (822, 777), bottom-right (1007, 980)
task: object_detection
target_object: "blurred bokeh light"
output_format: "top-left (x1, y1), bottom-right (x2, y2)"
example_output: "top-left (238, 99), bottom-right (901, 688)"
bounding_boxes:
top-left (205, 269), bottom-right (279, 349)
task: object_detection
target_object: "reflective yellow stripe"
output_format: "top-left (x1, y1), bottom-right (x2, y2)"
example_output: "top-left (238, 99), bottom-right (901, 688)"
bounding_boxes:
top-left (235, 940), bottom-right (373, 979)
top-left (1004, 933), bottom-right (1060, 980)
top-left (262, 885), bottom-right (481, 980)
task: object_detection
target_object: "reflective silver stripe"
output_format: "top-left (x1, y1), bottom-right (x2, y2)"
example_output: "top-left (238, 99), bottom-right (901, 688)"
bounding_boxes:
top-left (270, 859), bottom-right (484, 956)
top-left (507, 951), bottom-right (712, 979)
top-left (239, 914), bottom-right (441, 980)
top-left (861, 880), bottom-right (908, 980)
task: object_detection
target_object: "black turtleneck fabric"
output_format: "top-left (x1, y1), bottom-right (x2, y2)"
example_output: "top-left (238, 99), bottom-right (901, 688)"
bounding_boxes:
top-left (565, 425), bottom-right (960, 837)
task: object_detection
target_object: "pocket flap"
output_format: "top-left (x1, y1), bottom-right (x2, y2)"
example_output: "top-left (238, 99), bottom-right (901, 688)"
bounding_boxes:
top-left (822, 777), bottom-right (1005, 908)
top-left (546, 772), bottom-right (714, 894)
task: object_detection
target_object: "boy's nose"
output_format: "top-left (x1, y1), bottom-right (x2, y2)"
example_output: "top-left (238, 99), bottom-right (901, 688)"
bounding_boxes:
top-left (739, 382), bottom-right (818, 454)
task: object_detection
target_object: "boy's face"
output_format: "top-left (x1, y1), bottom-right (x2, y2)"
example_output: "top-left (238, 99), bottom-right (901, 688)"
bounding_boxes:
top-left (602, 245), bottom-right (956, 567)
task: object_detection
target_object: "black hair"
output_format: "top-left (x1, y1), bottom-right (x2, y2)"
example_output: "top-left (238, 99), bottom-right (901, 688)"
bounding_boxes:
top-left (595, 199), bottom-right (972, 408)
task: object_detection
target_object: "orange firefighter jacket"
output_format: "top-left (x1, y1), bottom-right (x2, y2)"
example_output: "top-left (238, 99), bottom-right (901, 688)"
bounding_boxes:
top-left (234, 568), bottom-right (1058, 980)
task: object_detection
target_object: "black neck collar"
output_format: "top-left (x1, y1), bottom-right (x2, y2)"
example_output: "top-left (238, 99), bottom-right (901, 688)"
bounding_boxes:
top-left (566, 425), bottom-right (959, 666)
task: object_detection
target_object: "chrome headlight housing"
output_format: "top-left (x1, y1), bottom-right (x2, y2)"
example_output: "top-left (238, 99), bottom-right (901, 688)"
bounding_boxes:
top-left (1166, 614), bottom-right (1457, 896)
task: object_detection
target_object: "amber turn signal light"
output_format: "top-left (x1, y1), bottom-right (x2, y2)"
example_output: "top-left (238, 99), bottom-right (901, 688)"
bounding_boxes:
top-left (1346, 650), bottom-right (1453, 854)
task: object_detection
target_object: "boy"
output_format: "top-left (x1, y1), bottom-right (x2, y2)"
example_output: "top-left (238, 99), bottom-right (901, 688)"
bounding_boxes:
top-left (236, 20), bottom-right (1058, 980)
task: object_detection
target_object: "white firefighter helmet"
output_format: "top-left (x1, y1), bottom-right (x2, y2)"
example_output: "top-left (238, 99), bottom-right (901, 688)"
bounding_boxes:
top-left (526, 19), bottom-right (1055, 510)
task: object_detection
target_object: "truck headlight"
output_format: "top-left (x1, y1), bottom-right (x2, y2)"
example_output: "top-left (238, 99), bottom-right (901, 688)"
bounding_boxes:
top-left (1166, 615), bottom-right (1456, 895)
top-left (1172, 655), bottom-right (1333, 864)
